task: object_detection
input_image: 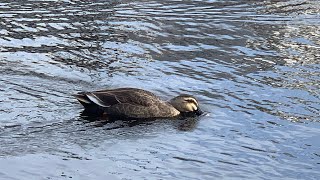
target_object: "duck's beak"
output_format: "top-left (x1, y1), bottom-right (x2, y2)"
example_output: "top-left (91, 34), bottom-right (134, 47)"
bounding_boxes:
top-left (195, 108), bottom-right (203, 115)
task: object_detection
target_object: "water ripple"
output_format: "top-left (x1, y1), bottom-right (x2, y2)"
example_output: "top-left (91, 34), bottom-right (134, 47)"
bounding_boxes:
top-left (0, 0), bottom-right (320, 179)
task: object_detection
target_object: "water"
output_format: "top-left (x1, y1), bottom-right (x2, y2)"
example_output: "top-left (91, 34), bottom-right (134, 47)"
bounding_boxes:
top-left (0, 0), bottom-right (319, 179)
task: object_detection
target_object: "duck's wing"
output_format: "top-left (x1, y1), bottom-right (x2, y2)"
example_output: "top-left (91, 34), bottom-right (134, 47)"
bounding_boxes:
top-left (74, 88), bottom-right (161, 108)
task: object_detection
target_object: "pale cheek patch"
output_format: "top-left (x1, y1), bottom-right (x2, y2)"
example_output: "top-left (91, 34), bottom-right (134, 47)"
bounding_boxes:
top-left (191, 103), bottom-right (198, 111)
top-left (185, 104), bottom-right (193, 112)
top-left (185, 98), bottom-right (199, 106)
top-left (186, 103), bottom-right (197, 112)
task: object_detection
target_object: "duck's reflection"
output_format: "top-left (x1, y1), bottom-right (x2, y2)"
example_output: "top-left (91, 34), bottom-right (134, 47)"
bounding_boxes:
top-left (79, 110), bottom-right (201, 132)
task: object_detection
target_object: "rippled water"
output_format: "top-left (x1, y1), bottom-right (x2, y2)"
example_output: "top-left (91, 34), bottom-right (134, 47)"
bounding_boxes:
top-left (0, 0), bottom-right (320, 179)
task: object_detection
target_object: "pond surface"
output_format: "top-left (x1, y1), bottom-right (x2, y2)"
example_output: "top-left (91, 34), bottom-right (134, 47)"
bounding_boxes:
top-left (0, 0), bottom-right (319, 179)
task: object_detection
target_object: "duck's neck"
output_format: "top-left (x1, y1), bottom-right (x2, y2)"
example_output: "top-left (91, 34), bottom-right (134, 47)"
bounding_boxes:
top-left (160, 101), bottom-right (180, 116)
top-left (168, 99), bottom-right (180, 111)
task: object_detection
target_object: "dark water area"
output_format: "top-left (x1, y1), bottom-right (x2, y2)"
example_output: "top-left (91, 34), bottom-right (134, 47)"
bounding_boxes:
top-left (0, 0), bottom-right (319, 179)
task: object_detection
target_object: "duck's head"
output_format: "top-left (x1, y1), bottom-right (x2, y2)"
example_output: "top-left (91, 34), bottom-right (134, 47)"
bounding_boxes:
top-left (169, 95), bottom-right (202, 115)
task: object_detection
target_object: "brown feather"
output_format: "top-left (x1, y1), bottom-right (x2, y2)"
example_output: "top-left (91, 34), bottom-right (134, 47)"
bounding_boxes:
top-left (73, 88), bottom-right (200, 118)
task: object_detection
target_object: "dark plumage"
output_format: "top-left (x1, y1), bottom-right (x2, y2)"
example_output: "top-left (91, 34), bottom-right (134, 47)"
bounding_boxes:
top-left (74, 88), bottom-right (202, 119)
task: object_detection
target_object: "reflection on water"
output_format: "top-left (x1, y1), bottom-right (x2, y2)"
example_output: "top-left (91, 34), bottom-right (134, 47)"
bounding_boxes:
top-left (0, 0), bottom-right (319, 179)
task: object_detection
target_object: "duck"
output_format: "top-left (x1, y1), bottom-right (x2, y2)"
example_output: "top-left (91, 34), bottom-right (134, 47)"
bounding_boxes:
top-left (73, 88), bottom-right (202, 119)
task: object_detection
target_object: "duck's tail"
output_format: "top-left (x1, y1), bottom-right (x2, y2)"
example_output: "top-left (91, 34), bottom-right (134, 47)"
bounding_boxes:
top-left (73, 93), bottom-right (92, 107)
top-left (73, 92), bottom-right (106, 115)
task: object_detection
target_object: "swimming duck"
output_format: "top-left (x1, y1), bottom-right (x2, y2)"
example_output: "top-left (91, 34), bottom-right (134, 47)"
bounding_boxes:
top-left (74, 88), bottom-right (202, 119)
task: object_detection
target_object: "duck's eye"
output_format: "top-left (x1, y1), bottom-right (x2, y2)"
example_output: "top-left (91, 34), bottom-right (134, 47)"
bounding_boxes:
top-left (184, 98), bottom-right (198, 105)
top-left (184, 99), bottom-right (193, 104)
